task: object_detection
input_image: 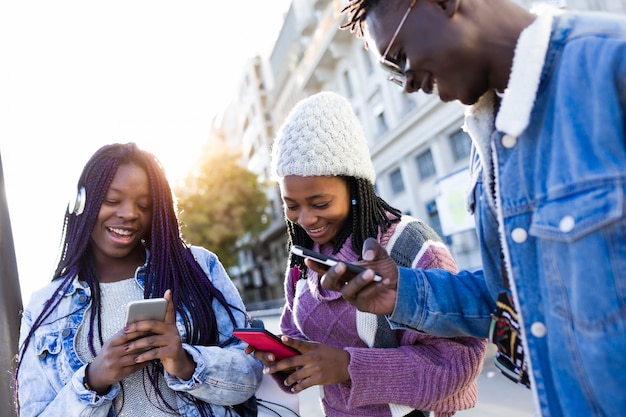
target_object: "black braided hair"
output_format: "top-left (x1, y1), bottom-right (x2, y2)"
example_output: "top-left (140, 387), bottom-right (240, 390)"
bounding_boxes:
top-left (15, 143), bottom-right (239, 416)
top-left (286, 176), bottom-right (401, 275)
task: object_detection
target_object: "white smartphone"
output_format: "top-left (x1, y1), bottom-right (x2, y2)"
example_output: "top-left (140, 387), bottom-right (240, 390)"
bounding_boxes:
top-left (290, 245), bottom-right (382, 282)
top-left (124, 298), bottom-right (167, 326)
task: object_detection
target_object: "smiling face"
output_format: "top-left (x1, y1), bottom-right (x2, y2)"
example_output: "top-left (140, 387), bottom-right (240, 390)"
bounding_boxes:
top-left (90, 162), bottom-right (153, 278)
top-left (367, 0), bottom-right (491, 105)
top-left (280, 175), bottom-right (351, 246)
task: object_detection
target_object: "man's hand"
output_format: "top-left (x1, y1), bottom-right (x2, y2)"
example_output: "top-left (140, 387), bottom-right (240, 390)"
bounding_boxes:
top-left (317, 238), bottom-right (399, 315)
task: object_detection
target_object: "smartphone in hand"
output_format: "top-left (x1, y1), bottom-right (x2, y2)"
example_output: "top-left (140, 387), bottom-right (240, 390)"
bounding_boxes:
top-left (290, 245), bottom-right (382, 282)
top-left (124, 298), bottom-right (167, 326)
top-left (232, 328), bottom-right (300, 360)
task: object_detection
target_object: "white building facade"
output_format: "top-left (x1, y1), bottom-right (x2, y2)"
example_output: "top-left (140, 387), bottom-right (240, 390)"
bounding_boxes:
top-left (220, 0), bottom-right (626, 305)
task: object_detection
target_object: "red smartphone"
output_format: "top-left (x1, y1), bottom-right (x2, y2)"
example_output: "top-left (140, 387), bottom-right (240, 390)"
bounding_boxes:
top-left (290, 245), bottom-right (382, 282)
top-left (232, 328), bottom-right (300, 360)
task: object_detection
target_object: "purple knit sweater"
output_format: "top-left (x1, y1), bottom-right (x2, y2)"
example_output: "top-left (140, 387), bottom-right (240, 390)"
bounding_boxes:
top-left (279, 215), bottom-right (487, 417)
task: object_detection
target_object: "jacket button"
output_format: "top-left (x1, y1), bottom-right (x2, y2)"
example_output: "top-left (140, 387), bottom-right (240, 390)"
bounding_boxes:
top-left (559, 215), bottom-right (575, 233)
top-left (502, 134), bottom-right (517, 148)
top-left (78, 295), bottom-right (88, 303)
top-left (511, 228), bottom-right (528, 243)
top-left (61, 328), bottom-right (71, 338)
top-left (530, 322), bottom-right (547, 338)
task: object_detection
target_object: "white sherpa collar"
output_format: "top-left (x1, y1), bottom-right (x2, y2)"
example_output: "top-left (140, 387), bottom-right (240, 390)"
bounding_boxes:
top-left (462, 6), bottom-right (561, 211)
top-left (496, 6), bottom-right (561, 136)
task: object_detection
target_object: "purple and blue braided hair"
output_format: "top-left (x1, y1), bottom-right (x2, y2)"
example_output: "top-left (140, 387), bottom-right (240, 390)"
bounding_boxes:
top-left (16, 142), bottom-right (241, 416)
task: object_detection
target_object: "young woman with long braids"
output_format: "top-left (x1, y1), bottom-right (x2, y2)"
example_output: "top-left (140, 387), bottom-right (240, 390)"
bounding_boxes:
top-left (15, 143), bottom-right (262, 417)
top-left (250, 92), bottom-right (486, 417)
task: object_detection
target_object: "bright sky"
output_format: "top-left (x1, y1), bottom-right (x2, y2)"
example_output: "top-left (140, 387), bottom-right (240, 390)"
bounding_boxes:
top-left (0, 0), bottom-right (291, 305)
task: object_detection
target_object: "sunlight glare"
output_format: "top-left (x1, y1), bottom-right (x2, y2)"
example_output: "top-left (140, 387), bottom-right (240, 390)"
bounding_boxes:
top-left (0, 0), bottom-right (291, 305)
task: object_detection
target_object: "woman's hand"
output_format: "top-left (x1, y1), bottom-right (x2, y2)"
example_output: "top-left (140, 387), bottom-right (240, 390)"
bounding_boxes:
top-left (85, 328), bottom-right (152, 394)
top-left (122, 289), bottom-right (196, 380)
top-left (262, 337), bottom-right (351, 393)
top-left (245, 345), bottom-right (284, 367)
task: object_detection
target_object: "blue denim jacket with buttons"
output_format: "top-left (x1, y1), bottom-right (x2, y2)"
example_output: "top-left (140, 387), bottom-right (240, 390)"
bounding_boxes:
top-left (388, 9), bottom-right (626, 417)
top-left (17, 246), bottom-right (262, 417)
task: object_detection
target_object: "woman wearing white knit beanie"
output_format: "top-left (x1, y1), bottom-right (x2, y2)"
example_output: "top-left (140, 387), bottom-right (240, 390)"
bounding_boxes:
top-left (254, 91), bottom-right (486, 417)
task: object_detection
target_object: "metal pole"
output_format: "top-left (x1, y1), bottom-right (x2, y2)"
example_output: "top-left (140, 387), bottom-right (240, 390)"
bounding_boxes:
top-left (0, 150), bottom-right (22, 417)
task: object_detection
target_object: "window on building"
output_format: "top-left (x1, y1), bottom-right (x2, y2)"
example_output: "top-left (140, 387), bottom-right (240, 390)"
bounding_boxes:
top-left (449, 128), bottom-right (472, 161)
top-left (369, 94), bottom-right (388, 138)
top-left (425, 200), bottom-right (451, 244)
top-left (415, 149), bottom-right (436, 180)
top-left (269, 199), bottom-right (278, 222)
top-left (362, 47), bottom-right (374, 74)
top-left (389, 168), bottom-right (405, 195)
top-left (401, 92), bottom-right (416, 115)
top-left (343, 70), bottom-right (354, 98)
top-left (375, 111), bottom-right (388, 135)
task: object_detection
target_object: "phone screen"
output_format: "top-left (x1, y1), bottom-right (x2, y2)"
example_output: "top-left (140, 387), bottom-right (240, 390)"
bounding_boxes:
top-left (232, 328), bottom-right (300, 360)
top-left (124, 298), bottom-right (167, 326)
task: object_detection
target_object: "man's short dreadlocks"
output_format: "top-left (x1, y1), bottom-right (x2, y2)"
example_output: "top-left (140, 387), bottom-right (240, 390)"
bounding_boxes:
top-left (340, 0), bottom-right (389, 38)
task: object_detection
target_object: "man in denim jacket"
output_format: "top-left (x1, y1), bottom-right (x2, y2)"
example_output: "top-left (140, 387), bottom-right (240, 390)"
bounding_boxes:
top-left (321, 1), bottom-right (626, 416)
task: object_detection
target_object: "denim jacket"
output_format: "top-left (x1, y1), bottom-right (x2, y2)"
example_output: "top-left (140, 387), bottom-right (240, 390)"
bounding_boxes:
top-left (389, 9), bottom-right (626, 417)
top-left (17, 246), bottom-right (262, 417)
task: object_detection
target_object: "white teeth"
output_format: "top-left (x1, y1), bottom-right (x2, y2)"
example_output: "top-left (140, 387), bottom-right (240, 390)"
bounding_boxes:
top-left (109, 227), bottom-right (132, 236)
top-left (308, 226), bottom-right (326, 233)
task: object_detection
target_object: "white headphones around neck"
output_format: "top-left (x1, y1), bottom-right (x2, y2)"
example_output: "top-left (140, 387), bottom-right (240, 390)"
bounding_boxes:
top-left (69, 186), bottom-right (86, 216)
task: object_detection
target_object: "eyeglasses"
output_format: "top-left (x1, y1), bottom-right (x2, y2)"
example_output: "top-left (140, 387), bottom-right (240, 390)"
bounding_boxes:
top-left (378, 0), bottom-right (417, 87)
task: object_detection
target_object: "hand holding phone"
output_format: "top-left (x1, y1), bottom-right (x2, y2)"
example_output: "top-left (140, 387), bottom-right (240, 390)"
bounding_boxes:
top-left (290, 245), bottom-right (382, 282)
top-left (124, 298), bottom-right (167, 326)
top-left (232, 328), bottom-right (300, 360)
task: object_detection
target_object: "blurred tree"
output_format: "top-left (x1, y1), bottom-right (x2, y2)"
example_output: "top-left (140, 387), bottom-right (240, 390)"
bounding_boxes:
top-left (175, 137), bottom-right (269, 270)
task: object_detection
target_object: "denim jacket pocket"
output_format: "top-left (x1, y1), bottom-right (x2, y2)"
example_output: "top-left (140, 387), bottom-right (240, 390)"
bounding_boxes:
top-left (35, 329), bottom-right (83, 393)
top-left (34, 331), bottom-right (65, 391)
top-left (529, 185), bottom-right (623, 243)
top-left (529, 185), bottom-right (626, 330)
top-left (36, 332), bottom-right (62, 360)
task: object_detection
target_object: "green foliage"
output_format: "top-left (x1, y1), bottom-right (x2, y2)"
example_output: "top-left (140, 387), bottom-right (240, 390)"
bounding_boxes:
top-left (175, 139), bottom-right (269, 269)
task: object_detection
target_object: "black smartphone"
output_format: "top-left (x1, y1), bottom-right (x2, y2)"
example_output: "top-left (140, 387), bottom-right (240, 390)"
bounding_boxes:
top-left (232, 328), bottom-right (300, 360)
top-left (290, 245), bottom-right (382, 282)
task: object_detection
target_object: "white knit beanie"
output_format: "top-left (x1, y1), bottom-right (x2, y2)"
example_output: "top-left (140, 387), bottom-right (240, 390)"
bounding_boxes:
top-left (271, 91), bottom-right (376, 183)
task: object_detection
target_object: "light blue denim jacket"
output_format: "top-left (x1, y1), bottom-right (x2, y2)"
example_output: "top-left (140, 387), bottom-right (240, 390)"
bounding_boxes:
top-left (389, 9), bottom-right (626, 417)
top-left (17, 246), bottom-right (262, 417)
